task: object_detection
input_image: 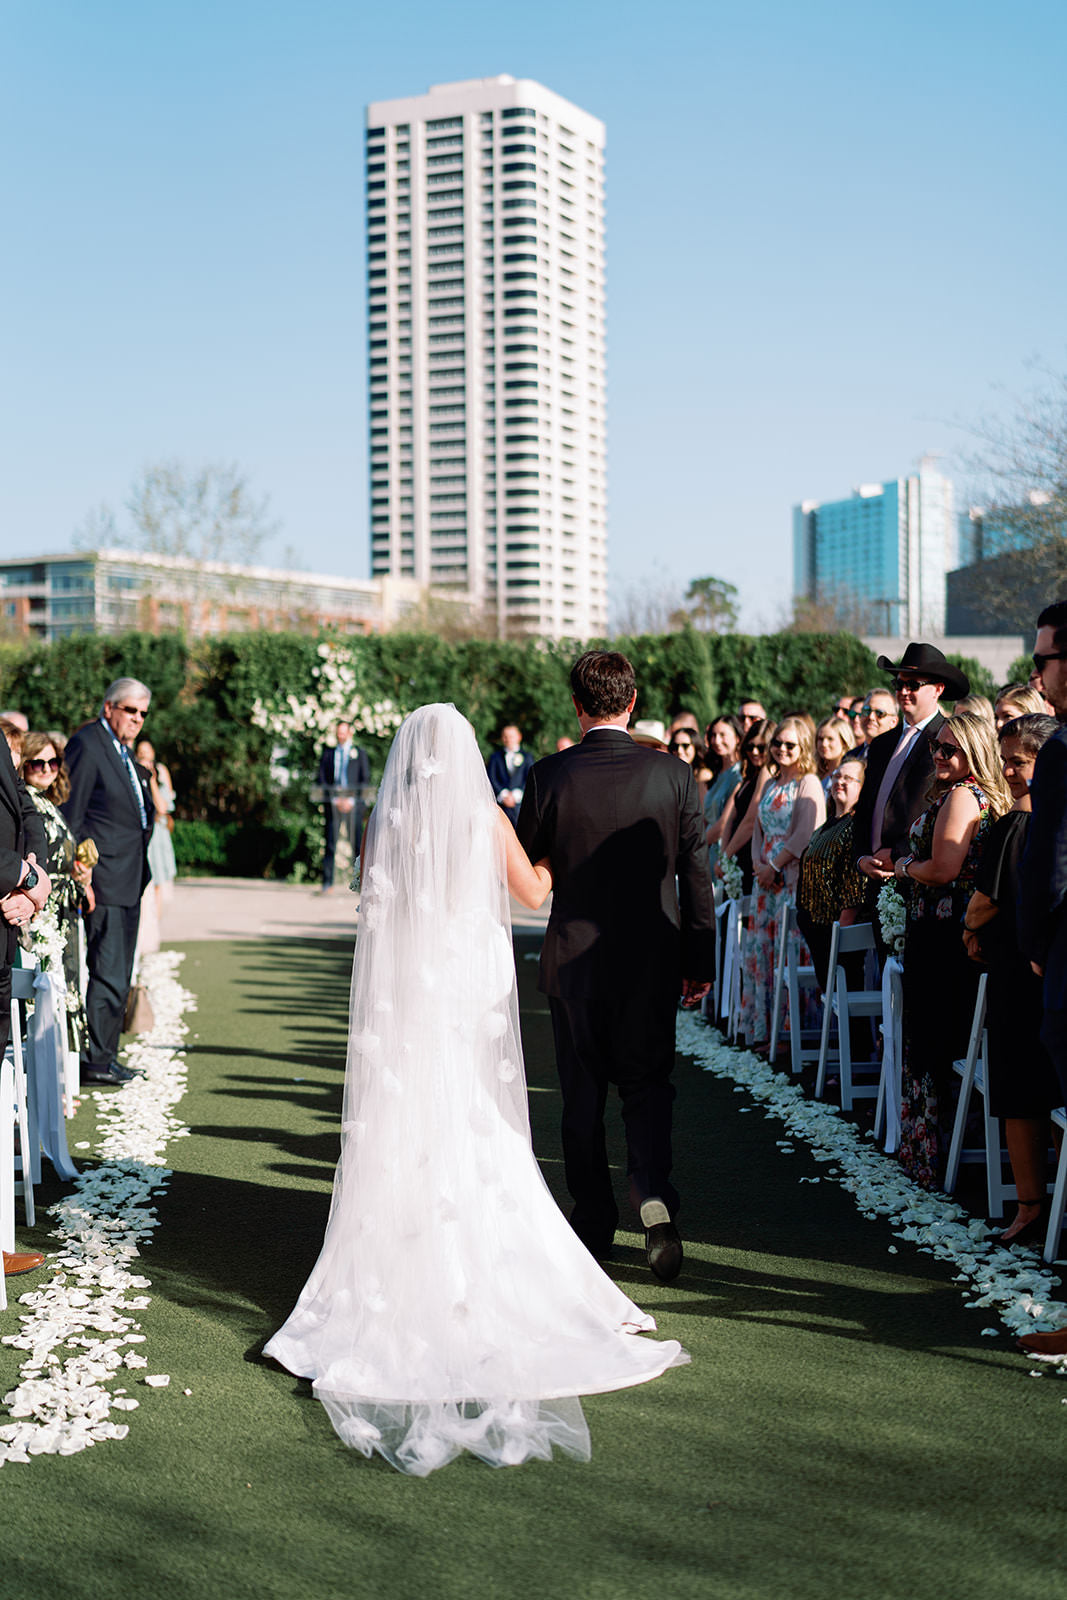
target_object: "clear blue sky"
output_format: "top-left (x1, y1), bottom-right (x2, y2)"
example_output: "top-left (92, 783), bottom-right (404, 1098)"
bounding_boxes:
top-left (2, 0), bottom-right (1064, 628)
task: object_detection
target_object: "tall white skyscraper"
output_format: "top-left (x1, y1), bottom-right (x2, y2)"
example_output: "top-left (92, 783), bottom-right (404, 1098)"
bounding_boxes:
top-left (365, 75), bottom-right (607, 639)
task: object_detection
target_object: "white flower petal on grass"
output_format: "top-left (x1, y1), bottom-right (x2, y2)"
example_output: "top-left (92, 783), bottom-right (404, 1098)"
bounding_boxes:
top-left (0, 951), bottom-right (193, 1462)
top-left (677, 1014), bottom-right (1067, 1353)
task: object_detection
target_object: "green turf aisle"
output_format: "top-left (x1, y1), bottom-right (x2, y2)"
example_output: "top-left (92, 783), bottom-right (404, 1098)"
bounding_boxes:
top-left (1, 933), bottom-right (1063, 1600)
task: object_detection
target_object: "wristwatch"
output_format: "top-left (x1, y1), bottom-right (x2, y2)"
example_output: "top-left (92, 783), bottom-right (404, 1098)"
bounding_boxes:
top-left (19, 864), bottom-right (39, 893)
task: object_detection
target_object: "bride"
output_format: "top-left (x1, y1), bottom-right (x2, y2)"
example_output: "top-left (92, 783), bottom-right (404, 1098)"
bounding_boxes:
top-left (265, 704), bottom-right (686, 1476)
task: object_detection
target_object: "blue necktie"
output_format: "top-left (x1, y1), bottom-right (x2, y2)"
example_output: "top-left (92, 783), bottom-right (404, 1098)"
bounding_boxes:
top-left (339, 746), bottom-right (349, 788)
top-left (121, 744), bottom-right (148, 828)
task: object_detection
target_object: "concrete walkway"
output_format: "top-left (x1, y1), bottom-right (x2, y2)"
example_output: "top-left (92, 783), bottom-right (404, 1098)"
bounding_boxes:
top-left (160, 876), bottom-right (549, 944)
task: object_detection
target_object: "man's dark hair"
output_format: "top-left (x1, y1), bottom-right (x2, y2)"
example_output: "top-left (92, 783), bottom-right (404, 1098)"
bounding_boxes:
top-left (570, 650), bottom-right (637, 718)
top-left (1037, 600), bottom-right (1067, 650)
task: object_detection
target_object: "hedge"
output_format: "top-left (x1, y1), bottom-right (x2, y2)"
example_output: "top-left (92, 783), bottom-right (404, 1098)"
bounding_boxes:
top-left (0, 627), bottom-right (991, 878)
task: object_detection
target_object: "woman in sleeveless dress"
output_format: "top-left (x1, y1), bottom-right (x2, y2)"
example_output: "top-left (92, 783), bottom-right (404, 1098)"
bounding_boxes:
top-left (265, 704), bottom-right (685, 1476)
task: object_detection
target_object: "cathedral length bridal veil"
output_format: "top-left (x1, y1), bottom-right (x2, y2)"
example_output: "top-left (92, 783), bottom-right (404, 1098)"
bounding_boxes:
top-left (265, 704), bottom-right (686, 1476)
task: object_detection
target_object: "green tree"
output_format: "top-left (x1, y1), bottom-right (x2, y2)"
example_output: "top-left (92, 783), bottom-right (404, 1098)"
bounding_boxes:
top-left (671, 576), bottom-right (740, 633)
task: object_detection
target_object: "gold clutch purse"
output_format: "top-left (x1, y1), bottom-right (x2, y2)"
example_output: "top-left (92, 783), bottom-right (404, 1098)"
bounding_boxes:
top-left (76, 838), bottom-right (99, 868)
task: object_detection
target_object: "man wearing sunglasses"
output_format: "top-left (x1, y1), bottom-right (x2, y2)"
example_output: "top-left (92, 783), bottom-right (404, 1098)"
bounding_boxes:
top-left (1018, 602), bottom-right (1067, 1354)
top-left (852, 642), bottom-right (969, 885)
top-left (62, 678), bottom-right (154, 1087)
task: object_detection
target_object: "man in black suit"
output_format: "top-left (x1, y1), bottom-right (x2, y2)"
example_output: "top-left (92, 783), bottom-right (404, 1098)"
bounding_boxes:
top-left (1017, 600), bottom-right (1067, 1356)
top-left (62, 678), bottom-right (154, 1087)
top-left (0, 738), bottom-right (51, 1275)
top-left (317, 720), bottom-right (370, 892)
top-left (486, 723), bottom-right (535, 827)
top-left (516, 650), bottom-right (715, 1280)
top-left (852, 643), bottom-right (969, 894)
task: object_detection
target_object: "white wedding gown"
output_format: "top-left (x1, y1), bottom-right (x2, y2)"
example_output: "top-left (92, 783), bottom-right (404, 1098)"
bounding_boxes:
top-left (265, 705), bottom-right (686, 1476)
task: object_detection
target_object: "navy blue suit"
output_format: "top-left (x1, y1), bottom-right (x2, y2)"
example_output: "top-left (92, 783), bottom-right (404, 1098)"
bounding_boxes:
top-left (61, 720), bottom-right (153, 1070)
top-left (487, 747), bottom-right (534, 827)
top-left (1019, 726), bottom-right (1067, 1101)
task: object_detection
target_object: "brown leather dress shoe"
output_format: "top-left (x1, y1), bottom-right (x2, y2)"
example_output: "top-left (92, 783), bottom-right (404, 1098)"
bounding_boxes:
top-left (1016, 1327), bottom-right (1067, 1356)
top-left (3, 1249), bottom-right (44, 1276)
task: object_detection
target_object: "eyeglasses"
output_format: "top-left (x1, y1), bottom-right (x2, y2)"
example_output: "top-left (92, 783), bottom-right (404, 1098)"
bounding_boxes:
top-left (668, 740), bottom-right (693, 751)
top-left (24, 757), bottom-right (60, 772)
top-left (114, 704), bottom-right (146, 718)
top-left (771, 739), bottom-right (798, 752)
top-left (929, 739), bottom-right (962, 760)
top-left (1032, 651), bottom-right (1067, 672)
top-left (746, 742), bottom-right (766, 754)
top-left (864, 707), bottom-right (894, 720)
top-left (894, 677), bottom-right (935, 692)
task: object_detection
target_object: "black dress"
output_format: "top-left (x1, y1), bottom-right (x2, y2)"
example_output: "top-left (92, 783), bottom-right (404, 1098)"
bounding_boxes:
top-left (975, 810), bottom-right (1062, 1119)
top-left (728, 776), bottom-right (758, 895)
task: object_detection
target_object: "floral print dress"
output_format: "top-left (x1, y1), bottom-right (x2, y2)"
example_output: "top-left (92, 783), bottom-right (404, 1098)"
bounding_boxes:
top-left (740, 776), bottom-right (822, 1047)
top-left (25, 788), bottom-right (89, 1054)
top-left (898, 778), bottom-right (993, 1188)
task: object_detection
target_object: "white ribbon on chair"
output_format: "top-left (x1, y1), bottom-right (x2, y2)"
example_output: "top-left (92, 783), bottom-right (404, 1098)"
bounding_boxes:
top-left (27, 970), bottom-right (79, 1182)
top-left (719, 900), bottom-right (738, 1021)
top-left (880, 956), bottom-right (904, 1154)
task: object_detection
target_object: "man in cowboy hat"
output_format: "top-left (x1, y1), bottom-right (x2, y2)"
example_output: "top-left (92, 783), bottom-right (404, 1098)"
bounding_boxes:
top-left (852, 642), bottom-right (970, 882)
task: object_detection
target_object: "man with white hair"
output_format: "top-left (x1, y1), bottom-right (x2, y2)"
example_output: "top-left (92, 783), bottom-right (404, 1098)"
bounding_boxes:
top-left (62, 678), bottom-right (154, 1086)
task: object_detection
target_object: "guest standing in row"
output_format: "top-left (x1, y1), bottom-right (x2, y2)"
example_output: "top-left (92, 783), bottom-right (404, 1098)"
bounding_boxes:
top-left (740, 717), bottom-right (825, 1052)
top-left (62, 679), bottom-right (154, 1088)
top-left (718, 720), bottom-right (774, 895)
top-left (893, 712), bottom-right (1010, 1188)
top-left (703, 716), bottom-right (742, 874)
top-left (963, 714), bottom-right (1062, 1244)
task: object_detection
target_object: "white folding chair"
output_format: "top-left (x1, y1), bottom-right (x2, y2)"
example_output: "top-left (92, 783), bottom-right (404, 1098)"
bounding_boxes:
top-left (726, 895), bottom-right (753, 1041)
top-left (6, 973), bottom-right (36, 1227)
top-left (710, 891), bottom-right (731, 1021)
top-left (874, 957), bottom-right (904, 1151)
top-left (1043, 1107), bottom-right (1067, 1263)
top-left (767, 903), bottom-right (820, 1074)
top-left (944, 974), bottom-right (1016, 1218)
top-left (814, 921), bottom-right (882, 1109)
top-left (0, 1057), bottom-right (15, 1310)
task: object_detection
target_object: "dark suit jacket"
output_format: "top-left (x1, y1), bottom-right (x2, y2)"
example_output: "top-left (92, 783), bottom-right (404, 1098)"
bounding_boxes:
top-left (61, 720), bottom-right (153, 907)
top-left (317, 742), bottom-right (370, 792)
top-left (1018, 726), bottom-right (1067, 1009)
top-left (851, 711), bottom-right (945, 863)
top-left (0, 756), bottom-right (48, 963)
top-left (487, 747), bottom-right (534, 801)
top-left (516, 729), bottom-right (715, 1003)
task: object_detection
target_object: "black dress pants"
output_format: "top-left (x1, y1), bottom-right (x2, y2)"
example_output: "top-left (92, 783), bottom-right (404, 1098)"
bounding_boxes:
top-left (548, 984), bottom-right (679, 1248)
top-left (83, 902), bottom-right (141, 1068)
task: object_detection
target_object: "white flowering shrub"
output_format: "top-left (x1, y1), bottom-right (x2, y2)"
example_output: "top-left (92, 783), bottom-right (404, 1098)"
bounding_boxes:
top-left (250, 641), bottom-right (404, 745)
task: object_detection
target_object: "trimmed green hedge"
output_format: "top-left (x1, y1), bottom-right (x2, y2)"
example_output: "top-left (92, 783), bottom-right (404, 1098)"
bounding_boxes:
top-left (2, 626), bottom-right (977, 879)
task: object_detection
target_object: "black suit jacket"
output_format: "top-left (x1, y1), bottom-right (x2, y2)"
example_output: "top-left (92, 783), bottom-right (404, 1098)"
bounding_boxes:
top-left (852, 711), bottom-right (945, 863)
top-left (0, 756), bottom-right (48, 964)
top-left (61, 721), bottom-right (153, 907)
top-left (1018, 727), bottom-right (1067, 1009)
top-left (516, 729), bottom-right (715, 1003)
top-left (317, 742), bottom-right (371, 792)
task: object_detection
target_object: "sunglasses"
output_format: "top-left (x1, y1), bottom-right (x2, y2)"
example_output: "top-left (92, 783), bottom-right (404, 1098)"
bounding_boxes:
top-left (1032, 651), bottom-right (1067, 672)
top-left (929, 739), bottom-right (962, 760)
top-left (893, 677), bottom-right (935, 692)
top-left (771, 739), bottom-right (798, 752)
top-left (746, 742), bottom-right (766, 754)
top-left (24, 757), bottom-right (60, 772)
top-left (669, 740), bottom-right (693, 751)
top-left (864, 707), bottom-right (895, 720)
top-left (114, 704), bottom-right (146, 718)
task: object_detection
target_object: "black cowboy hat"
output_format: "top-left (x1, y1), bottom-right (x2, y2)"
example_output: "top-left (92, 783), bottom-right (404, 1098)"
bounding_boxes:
top-left (875, 642), bottom-right (970, 699)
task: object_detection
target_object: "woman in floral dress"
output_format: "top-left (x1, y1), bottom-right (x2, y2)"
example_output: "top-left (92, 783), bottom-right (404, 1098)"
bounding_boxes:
top-left (20, 730), bottom-right (93, 1055)
top-left (893, 712), bottom-right (1011, 1188)
top-left (740, 717), bottom-right (825, 1052)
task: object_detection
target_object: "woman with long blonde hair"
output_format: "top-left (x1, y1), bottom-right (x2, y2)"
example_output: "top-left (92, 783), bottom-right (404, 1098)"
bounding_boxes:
top-left (894, 710), bottom-right (1011, 1187)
